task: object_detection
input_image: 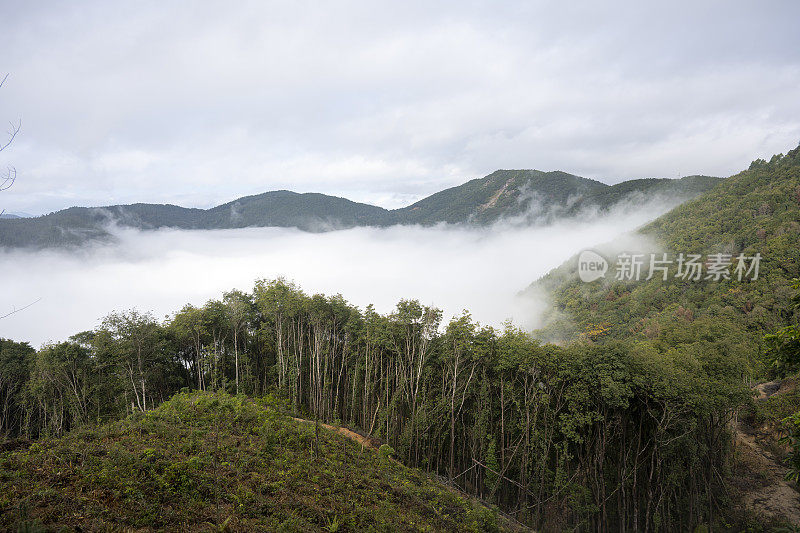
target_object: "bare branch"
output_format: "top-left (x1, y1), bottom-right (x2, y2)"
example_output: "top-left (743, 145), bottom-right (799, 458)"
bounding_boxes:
top-left (0, 73), bottom-right (20, 213)
top-left (0, 298), bottom-right (42, 320)
top-left (0, 74), bottom-right (20, 155)
top-left (0, 167), bottom-right (15, 191)
top-left (0, 120), bottom-right (20, 153)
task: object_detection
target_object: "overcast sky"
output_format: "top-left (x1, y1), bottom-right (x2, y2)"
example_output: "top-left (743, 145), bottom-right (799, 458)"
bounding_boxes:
top-left (1, 0), bottom-right (799, 215)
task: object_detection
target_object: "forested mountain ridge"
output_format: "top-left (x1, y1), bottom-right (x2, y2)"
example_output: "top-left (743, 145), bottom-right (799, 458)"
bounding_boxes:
top-left (530, 144), bottom-right (800, 370)
top-left (0, 192), bottom-right (391, 248)
top-left (395, 170), bottom-right (721, 225)
top-left (392, 169), bottom-right (606, 224)
top-left (206, 190), bottom-right (392, 229)
top-left (0, 170), bottom-right (721, 248)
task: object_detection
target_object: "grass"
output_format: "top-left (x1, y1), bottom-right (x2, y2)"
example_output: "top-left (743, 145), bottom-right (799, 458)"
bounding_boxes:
top-left (0, 391), bottom-right (505, 532)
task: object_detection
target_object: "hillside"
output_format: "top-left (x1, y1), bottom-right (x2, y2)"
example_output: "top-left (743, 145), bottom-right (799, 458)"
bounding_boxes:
top-left (565, 174), bottom-right (723, 215)
top-left (734, 378), bottom-right (800, 524)
top-left (0, 391), bottom-right (516, 532)
top-left (529, 145), bottom-right (800, 373)
top-left (0, 170), bottom-right (722, 249)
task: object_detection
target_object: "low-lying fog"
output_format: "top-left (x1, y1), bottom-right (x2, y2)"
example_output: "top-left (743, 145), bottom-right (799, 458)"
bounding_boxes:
top-left (1, 201), bottom-right (670, 347)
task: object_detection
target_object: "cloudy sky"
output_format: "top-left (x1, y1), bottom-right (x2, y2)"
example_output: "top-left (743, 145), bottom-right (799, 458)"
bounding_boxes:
top-left (1, 0), bottom-right (799, 215)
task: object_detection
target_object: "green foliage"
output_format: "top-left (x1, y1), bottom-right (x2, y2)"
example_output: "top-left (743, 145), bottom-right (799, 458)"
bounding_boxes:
top-left (24, 341), bottom-right (93, 437)
top-left (781, 411), bottom-right (800, 482)
top-left (534, 143), bottom-right (800, 381)
top-left (1, 275), bottom-right (747, 530)
top-left (378, 444), bottom-right (395, 460)
top-left (762, 279), bottom-right (800, 483)
top-left (0, 391), bottom-right (502, 531)
top-left (751, 389), bottom-right (800, 429)
top-left (0, 338), bottom-right (34, 437)
top-left (765, 278), bottom-right (800, 375)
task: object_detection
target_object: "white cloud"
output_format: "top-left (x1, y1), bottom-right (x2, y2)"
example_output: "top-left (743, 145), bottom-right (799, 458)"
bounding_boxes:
top-left (0, 1), bottom-right (798, 215)
top-left (0, 196), bottom-right (679, 347)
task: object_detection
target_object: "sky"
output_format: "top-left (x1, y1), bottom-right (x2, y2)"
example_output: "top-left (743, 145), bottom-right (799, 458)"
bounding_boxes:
top-left (1, 1), bottom-right (800, 215)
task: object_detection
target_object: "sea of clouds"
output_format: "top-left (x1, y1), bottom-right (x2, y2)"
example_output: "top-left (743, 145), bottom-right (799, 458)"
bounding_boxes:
top-left (1, 199), bottom-right (671, 347)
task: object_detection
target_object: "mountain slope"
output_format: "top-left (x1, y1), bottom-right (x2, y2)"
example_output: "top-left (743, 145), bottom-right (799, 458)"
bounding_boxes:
top-left (566, 174), bottom-right (723, 214)
top-left (0, 170), bottom-right (722, 249)
top-left (0, 391), bottom-right (518, 532)
top-left (393, 169), bottom-right (607, 225)
top-left (529, 145), bottom-right (800, 372)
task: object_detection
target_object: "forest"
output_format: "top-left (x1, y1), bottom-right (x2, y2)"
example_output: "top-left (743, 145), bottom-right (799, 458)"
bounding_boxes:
top-left (0, 277), bottom-right (772, 531)
top-left (1, 147), bottom-right (799, 530)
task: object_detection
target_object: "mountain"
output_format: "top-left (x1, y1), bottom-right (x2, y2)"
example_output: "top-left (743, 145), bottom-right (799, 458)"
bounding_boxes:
top-left (0, 211), bottom-right (32, 219)
top-left (0, 193), bottom-right (393, 248)
top-left (393, 170), bottom-right (607, 225)
top-left (394, 171), bottom-right (722, 225)
top-left (205, 190), bottom-right (393, 230)
top-left (0, 391), bottom-right (520, 531)
top-left (528, 145), bottom-right (800, 373)
top-left (0, 170), bottom-right (722, 249)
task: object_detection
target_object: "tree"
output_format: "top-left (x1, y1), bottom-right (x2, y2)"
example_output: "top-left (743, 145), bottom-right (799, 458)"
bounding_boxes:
top-left (26, 342), bottom-right (93, 435)
top-left (96, 310), bottom-right (164, 412)
top-left (0, 338), bottom-right (34, 437)
top-left (765, 278), bottom-right (800, 375)
top-left (441, 312), bottom-right (479, 481)
top-left (170, 304), bottom-right (209, 390)
top-left (223, 289), bottom-right (254, 394)
top-left (203, 299), bottom-right (229, 392)
top-left (766, 279), bottom-right (800, 481)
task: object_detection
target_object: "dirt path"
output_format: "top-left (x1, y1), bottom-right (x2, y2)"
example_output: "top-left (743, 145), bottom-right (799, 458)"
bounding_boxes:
top-left (734, 381), bottom-right (800, 525)
top-left (290, 417), bottom-right (378, 449)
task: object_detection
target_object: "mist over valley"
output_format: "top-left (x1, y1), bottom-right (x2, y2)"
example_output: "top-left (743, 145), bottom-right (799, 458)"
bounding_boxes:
top-left (3, 3), bottom-right (800, 529)
top-left (1, 192), bottom-right (670, 347)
